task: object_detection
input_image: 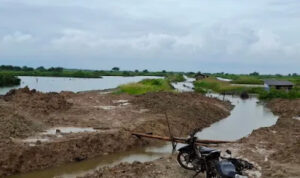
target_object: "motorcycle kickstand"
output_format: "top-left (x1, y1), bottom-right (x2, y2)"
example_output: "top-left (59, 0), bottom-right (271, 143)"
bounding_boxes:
top-left (192, 170), bottom-right (201, 178)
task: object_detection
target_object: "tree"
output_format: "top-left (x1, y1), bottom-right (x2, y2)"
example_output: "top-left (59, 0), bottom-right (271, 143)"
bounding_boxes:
top-left (36, 66), bottom-right (46, 71)
top-left (162, 70), bottom-right (166, 73)
top-left (22, 66), bottom-right (34, 71)
top-left (249, 72), bottom-right (259, 76)
top-left (112, 67), bottom-right (120, 71)
top-left (134, 69), bottom-right (139, 73)
top-left (143, 69), bottom-right (149, 73)
top-left (48, 67), bottom-right (63, 72)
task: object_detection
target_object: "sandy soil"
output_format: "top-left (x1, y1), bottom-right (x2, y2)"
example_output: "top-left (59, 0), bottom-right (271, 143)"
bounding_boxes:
top-left (80, 99), bottom-right (300, 178)
top-left (0, 88), bottom-right (232, 176)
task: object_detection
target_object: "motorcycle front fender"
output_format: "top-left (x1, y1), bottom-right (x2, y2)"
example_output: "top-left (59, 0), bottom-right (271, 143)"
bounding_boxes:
top-left (178, 145), bottom-right (193, 153)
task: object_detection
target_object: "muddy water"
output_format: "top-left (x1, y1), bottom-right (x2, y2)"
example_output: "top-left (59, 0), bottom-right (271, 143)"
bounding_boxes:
top-left (7, 145), bottom-right (169, 178)
top-left (0, 76), bottom-right (162, 95)
top-left (171, 76), bottom-right (195, 92)
top-left (197, 93), bottom-right (278, 141)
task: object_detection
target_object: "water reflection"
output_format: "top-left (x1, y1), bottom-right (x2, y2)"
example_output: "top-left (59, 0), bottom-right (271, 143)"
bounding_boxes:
top-left (196, 93), bottom-right (278, 141)
top-left (7, 145), bottom-right (172, 178)
top-left (0, 76), bottom-right (162, 95)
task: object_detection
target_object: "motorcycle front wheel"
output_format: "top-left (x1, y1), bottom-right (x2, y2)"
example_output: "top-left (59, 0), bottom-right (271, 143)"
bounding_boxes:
top-left (177, 151), bottom-right (196, 170)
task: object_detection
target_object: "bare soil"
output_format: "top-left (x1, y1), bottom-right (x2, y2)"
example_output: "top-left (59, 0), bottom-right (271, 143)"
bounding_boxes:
top-left (0, 88), bottom-right (232, 176)
top-left (80, 99), bottom-right (300, 178)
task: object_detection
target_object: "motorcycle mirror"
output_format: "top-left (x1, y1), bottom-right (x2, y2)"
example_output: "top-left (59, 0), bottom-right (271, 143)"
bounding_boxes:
top-left (226, 150), bottom-right (232, 155)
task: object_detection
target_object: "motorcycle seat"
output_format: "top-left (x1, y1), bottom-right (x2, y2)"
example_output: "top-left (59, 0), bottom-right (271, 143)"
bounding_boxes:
top-left (199, 146), bottom-right (216, 154)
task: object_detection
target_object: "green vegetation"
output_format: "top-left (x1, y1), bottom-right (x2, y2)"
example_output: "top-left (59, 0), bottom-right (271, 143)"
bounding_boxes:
top-left (0, 65), bottom-right (101, 78)
top-left (212, 72), bottom-right (300, 86)
top-left (165, 73), bottom-right (185, 82)
top-left (194, 77), bottom-right (257, 94)
top-left (258, 88), bottom-right (300, 100)
top-left (194, 77), bottom-right (300, 99)
top-left (0, 74), bottom-right (20, 87)
top-left (116, 79), bottom-right (174, 95)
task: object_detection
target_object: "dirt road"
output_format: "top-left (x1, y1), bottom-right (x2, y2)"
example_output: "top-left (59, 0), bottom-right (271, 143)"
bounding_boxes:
top-left (0, 88), bottom-right (232, 176)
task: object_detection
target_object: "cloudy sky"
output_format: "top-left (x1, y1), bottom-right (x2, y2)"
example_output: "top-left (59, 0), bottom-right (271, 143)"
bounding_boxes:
top-left (0, 0), bottom-right (299, 74)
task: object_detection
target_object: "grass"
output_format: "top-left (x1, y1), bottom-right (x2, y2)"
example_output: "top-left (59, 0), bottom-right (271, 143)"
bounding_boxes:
top-left (194, 77), bottom-right (252, 94)
top-left (231, 76), bottom-right (263, 85)
top-left (194, 77), bottom-right (300, 99)
top-left (165, 73), bottom-right (185, 82)
top-left (116, 79), bottom-right (174, 95)
top-left (212, 73), bottom-right (300, 86)
top-left (0, 74), bottom-right (21, 87)
top-left (258, 88), bottom-right (300, 100)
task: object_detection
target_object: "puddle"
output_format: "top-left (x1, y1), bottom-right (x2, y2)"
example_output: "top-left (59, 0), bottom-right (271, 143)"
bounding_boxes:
top-left (293, 116), bottom-right (300, 121)
top-left (112, 100), bottom-right (128, 103)
top-left (96, 106), bottom-right (116, 110)
top-left (96, 101), bottom-right (130, 110)
top-left (7, 144), bottom-right (174, 178)
top-left (42, 127), bottom-right (97, 135)
top-left (21, 127), bottom-right (97, 145)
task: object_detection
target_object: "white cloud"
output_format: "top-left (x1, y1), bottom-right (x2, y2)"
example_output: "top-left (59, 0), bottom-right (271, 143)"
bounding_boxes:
top-left (1, 32), bottom-right (33, 44)
top-left (0, 0), bottom-right (299, 73)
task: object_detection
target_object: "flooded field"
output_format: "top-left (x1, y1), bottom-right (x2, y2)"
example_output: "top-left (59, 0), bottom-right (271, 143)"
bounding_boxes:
top-left (0, 76), bottom-right (283, 178)
top-left (0, 76), bottom-right (162, 95)
top-left (7, 92), bottom-right (279, 178)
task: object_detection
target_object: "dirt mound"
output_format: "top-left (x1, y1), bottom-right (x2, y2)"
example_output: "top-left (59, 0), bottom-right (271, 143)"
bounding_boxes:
top-left (81, 156), bottom-right (194, 178)
top-left (3, 87), bottom-right (72, 114)
top-left (0, 114), bottom-right (43, 139)
top-left (132, 92), bottom-right (232, 136)
top-left (237, 99), bottom-right (300, 177)
top-left (267, 99), bottom-right (300, 117)
top-left (0, 91), bottom-right (233, 176)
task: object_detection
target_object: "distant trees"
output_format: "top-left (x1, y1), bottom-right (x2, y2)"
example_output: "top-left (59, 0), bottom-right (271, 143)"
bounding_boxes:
top-left (0, 65), bottom-right (22, 71)
top-left (112, 67), bottom-right (120, 71)
top-left (36, 66), bottom-right (46, 71)
top-left (48, 67), bottom-right (63, 72)
top-left (143, 69), bottom-right (149, 73)
top-left (22, 66), bottom-right (34, 71)
top-left (249, 72), bottom-right (259, 76)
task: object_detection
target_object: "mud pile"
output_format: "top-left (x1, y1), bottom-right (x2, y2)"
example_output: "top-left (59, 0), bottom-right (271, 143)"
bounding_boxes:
top-left (267, 99), bottom-right (300, 116)
top-left (81, 156), bottom-right (194, 178)
top-left (132, 92), bottom-right (232, 136)
top-left (3, 87), bottom-right (72, 114)
top-left (0, 114), bottom-right (43, 139)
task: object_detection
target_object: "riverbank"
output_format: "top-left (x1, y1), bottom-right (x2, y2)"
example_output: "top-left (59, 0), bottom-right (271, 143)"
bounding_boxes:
top-left (80, 98), bottom-right (300, 178)
top-left (0, 88), bottom-right (232, 177)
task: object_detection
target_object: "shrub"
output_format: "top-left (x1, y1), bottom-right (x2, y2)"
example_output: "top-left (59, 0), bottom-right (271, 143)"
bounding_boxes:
top-left (116, 79), bottom-right (173, 95)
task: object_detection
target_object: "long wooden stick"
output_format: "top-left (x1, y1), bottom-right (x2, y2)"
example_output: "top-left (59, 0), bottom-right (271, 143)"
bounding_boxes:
top-left (132, 132), bottom-right (234, 144)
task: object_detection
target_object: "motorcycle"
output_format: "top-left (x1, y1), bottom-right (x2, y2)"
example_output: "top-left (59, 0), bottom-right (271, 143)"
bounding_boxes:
top-left (177, 131), bottom-right (253, 178)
